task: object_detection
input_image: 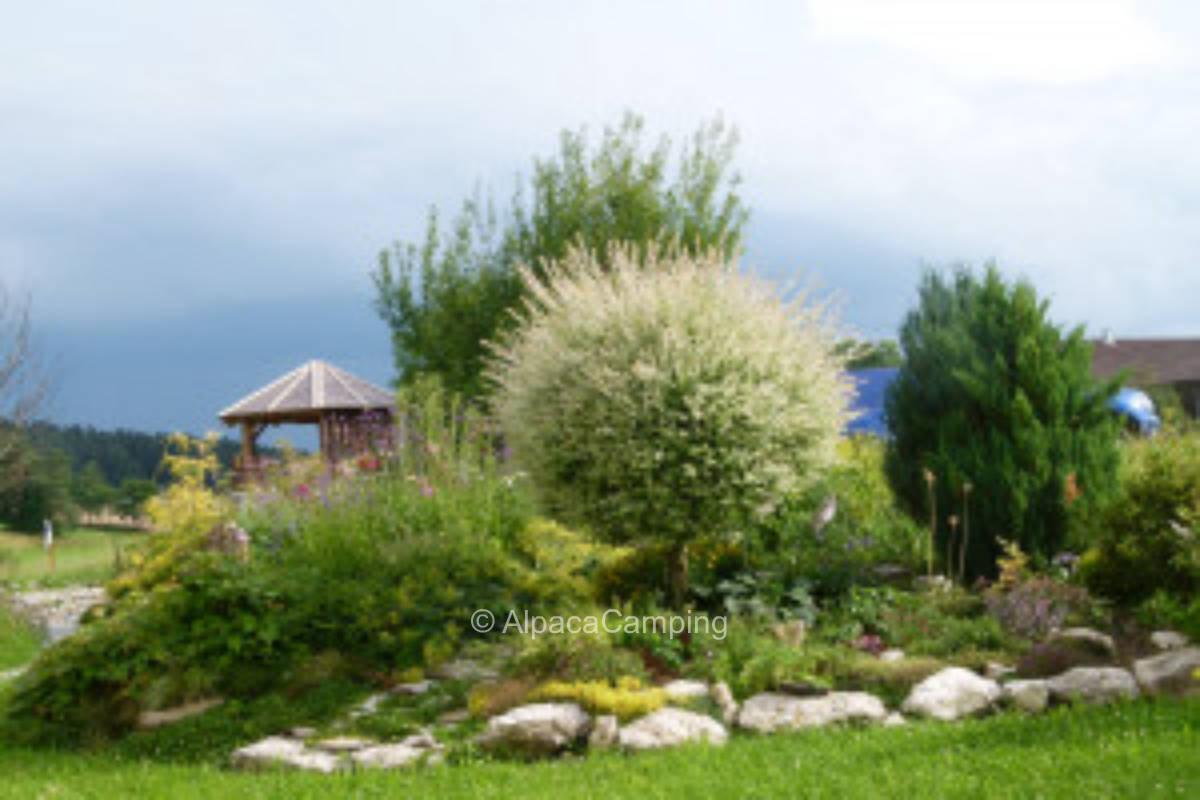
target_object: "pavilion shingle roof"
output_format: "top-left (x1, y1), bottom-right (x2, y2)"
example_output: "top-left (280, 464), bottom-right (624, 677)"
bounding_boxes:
top-left (219, 360), bottom-right (393, 423)
top-left (1091, 338), bottom-right (1200, 384)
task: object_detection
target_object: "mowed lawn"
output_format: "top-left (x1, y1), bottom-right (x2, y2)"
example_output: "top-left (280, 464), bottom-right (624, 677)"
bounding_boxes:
top-left (0, 698), bottom-right (1196, 799)
top-left (0, 527), bottom-right (143, 587)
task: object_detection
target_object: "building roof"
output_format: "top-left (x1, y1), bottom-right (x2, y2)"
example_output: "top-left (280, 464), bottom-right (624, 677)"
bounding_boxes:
top-left (846, 367), bottom-right (898, 437)
top-left (1090, 338), bottom-right (1200, 384)
top-left (219, 360), bottom-right (393, 424)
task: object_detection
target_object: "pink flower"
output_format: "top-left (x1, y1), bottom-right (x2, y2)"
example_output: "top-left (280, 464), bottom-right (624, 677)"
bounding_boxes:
top-left (294, 483), bottom-right (312, 499)
top-left (420, 483), bottom-right (435, 498)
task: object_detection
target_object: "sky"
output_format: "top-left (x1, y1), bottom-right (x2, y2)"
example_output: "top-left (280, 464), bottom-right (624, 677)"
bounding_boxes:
top-left (2, 0), bottom-right (1198, 447)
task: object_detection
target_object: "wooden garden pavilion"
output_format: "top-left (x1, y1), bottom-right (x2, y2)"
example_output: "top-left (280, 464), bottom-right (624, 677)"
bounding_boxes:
top-left (219, 360), bottom-right (394, 480)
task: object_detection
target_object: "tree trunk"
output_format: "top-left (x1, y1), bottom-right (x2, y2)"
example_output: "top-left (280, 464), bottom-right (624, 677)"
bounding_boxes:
top-left (668, 542), bottom-right (689, 610)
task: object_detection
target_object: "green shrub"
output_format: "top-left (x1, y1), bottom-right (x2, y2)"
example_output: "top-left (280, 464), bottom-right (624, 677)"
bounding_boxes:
top-left (885, 265), bottom-right (1121, 579)
top-left (529, 677), bottom-right (667, 721)
top-left (505, 628), bottom-right (648, 684)
top-left (3, 402), bottom-right (583, 745)
top-left (489, 245), bottom-right (851, 605)
top-left (1076, 430), bottom-right (1200, 606)
top-left (760, 436), bottom-right (925, 598)
top-left (984, 576), bottom-right (1099, 641)
top-left (1134, 590), bottom-right (1200, 642)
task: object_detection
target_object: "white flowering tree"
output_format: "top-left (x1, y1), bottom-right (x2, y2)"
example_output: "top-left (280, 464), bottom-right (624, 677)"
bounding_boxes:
top-left (488, 246), bottom-right (853, 607)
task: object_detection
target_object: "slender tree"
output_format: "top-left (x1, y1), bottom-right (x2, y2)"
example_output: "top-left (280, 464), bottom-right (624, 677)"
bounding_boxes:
top-left (373, 112), bottom-right (748, 399)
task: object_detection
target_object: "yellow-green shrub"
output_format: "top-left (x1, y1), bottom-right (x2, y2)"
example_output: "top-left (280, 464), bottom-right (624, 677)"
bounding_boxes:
top-left (529, 678), bottom-right (667, 721)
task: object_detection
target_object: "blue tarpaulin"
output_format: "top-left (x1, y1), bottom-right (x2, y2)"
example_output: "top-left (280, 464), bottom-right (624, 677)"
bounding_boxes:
top-left (845, 369), bottom-right (1159, 437)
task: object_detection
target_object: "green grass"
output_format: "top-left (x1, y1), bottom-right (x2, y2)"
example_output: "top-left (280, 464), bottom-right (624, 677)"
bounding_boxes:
top-left (0, 699), bottom-right (1196, 798)
top-left (0, 602), bottom-right (40, 671)
top-left (0, 527), bottom-right (142, 588)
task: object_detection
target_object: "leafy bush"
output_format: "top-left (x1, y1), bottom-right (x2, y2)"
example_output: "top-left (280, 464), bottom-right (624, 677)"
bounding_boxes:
top-left (490, 245), bottom-right (851, 605)
top-left (3, 393), bottom-right (592, 745)
top-left (691, 570), bottom-right (818, 625)
top-left (761, 436), bottom-right (925, 597)
top-left (1134, 590), bottom-right (1200, 642)
top-left (885, 265), bottom-right (1121, 579)
top-left (1076, 430), bottom-right (1200, 606)
top-left (815, 586), bottom-right (1016, 659)
top-left (505, 628), bottom-right (648, 685)
top-left (984, 576), bottom-right (1099, 641)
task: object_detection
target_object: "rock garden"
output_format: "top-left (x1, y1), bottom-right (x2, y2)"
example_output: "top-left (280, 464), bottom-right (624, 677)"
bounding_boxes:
top-left (2, 254), bottom-right (1199, 788)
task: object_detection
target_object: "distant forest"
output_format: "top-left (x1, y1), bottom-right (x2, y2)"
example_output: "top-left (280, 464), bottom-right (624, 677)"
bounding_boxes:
top-left (24, 422), bottom-right (247, 486)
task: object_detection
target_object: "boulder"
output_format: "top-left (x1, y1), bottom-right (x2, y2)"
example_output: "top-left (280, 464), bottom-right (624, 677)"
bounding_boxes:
top-left (1048, 627), bottom-right (1115, 659)
top-left (985, 662), bottom-right (1017, 681)
top-left (879, 649), bottom-right (905, 662)
top-left (1001, 679), bottom-right (1049, 713)
top-left (476, 703), bottom-right (591, 756)
top-left (314, 736), bottom-right (374, 753)
top-left (710, 681), bottom-right (739, 725)
top-left (1045, 667), bottom-right (1139, 704)
top-left (399, 730), bottom-right (439, 749)
top-left (737, 691), bottom-right (887, 733)
top-left (900, 667), bottom-right (1000, 721)
top-left (392, 679), bottom-right (436, 695)
top-left (348, 693), bottom-right (388, 718)
top-left (662, 679), bottom-right (710, 702)
top-left (1133, 647), bottom-right (1200, 696)
top-left (588, 714), bottom-right (619, 749)
top-left (352, 743), bottom-right (439, 769)
top-left (618, 708), bottom-right (727, 750)
top-left (434, 659), bottom-right (500, 682)
top-left (231, 736), bottom-right (343, 773)
top-left (882, 712), bottom-right (906, 727)
top-left (1150, 631), bottom-right (1190, 652)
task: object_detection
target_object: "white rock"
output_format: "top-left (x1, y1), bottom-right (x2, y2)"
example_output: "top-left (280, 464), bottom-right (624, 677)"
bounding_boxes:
top-left (231, 737), bottom-right (343, 773)
top-left (588, 714), bottom-right (619, 749)
top-left (392, 679), bottom-right (435, 695)
top-left (1150, 631), bottom-right (1190, 651)
top-left (1045, 667), bottom-right (1139, 704)
top-left (710, 682), bottom-right (738, 725)
top-left (349, 693), bottom-right (388, 718)
top-left (476, 703), bottom-right (591, 755)
top-left (352, 743), bottom-right (431, 769)
top-left (985, 662), bottom-right (1017, 681)
top-left (662, 679), bottom-right (709, 702)
top-left (879, 649), bottom-right (905, 663)
top-left (618, 708), bottom-right (727, 750)
top-left (138, 697), bottom-right (224, 730)
top-left (314, 736), bottom-right (374, 753)
top-left (900, 667), bottom-right (1000, 721)
top-left (434, 659), bottom-right (499, 682)
top-left (882, 712), bottom-right (906, 727)
top-left (1049, 627), bottom-right (1115, 658)
top-left (737, 691), bottom-right (887, 733)
top-left (400, 730), bottom-right (438, 749)
top-left (290, 727), bottom-right (317, 739)
top-left (1133, 647), bottom-right (1200, 696)
top-left (1001, 680), bottom-right (1049, 713)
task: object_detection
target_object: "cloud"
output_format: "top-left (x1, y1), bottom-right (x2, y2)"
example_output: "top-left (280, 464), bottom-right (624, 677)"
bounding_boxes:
top-left (807, 0), bottom-right (1183, 84)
